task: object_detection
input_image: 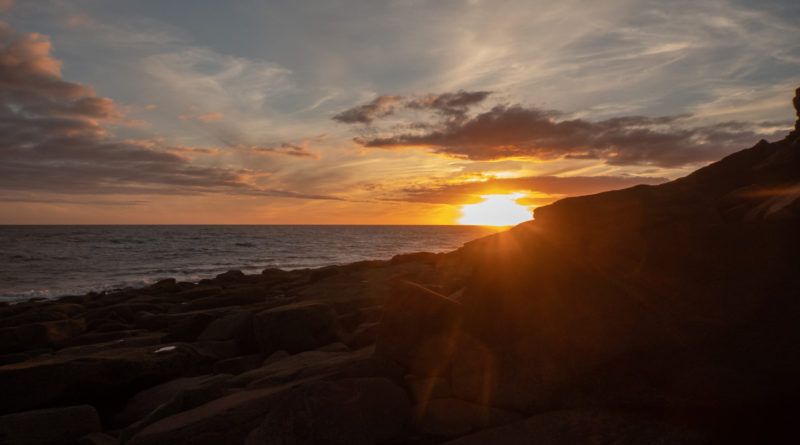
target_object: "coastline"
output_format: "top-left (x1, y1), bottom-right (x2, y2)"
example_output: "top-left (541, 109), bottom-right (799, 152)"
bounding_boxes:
top-left (0, 248), bottom-right (477, 444)
top-left (0, 225), bottom-right (499, 302)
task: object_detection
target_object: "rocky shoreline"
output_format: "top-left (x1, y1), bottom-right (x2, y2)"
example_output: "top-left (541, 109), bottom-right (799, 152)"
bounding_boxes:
top-left (1, 89), bottom-right (799, 445)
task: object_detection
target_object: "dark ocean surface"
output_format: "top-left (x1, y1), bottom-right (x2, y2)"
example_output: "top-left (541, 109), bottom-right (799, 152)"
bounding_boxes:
top-left (0, 225), bottom-right (500, 302)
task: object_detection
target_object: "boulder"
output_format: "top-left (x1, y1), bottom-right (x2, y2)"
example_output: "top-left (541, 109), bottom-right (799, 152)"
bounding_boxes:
top-left (0, 319), bottom-right (86, 354)
top-left (163, 312), bottom-right (218, 342)
top-left (375, 281), bottom-right (461, 376)
top-left (0, 405), bottom-right (101, 445)
top-left (114, 374), bottom-right (230, 428)
top-left (197, 309), bottom-right (257, 351)
top-left (126, 385), bottom-right (293, 445)
top-left (245, 377), bottom-right (411, 445)
top-left (252, 301), bottom-right (341, 355)
top-left (119, 374), bottom-right (232, 443)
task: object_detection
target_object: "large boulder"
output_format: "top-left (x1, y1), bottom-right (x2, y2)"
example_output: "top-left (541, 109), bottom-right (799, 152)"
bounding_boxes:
top-left (114, 374), bottom-right (231, 428)
top-left (252, 301), bottom-right (342, 355)
top-left (244, 377), bottom-right (411, 445)
top-left (375, 281), bottom-right (461, 376)
top-left (0, 405), bottom-right (101, 445)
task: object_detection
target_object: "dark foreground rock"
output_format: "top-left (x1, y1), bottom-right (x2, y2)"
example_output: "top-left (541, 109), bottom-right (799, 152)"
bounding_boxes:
top-left (0, 405), bottom-right (101, 445)
top-left (1, 88), bottom-right (799, 444)
top-left (245, 377), bottom-right (411, 445)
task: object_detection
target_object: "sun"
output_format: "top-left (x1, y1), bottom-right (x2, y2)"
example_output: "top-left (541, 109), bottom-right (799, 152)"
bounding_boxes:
top-left (458, 193), bottom-right (532, 227)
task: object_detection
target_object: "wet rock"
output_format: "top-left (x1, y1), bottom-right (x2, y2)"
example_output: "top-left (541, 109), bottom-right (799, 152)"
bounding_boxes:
top-left (0, 405), bottom-right (100, 445)
top-left (375, 281), bottom-right (461, 375)
top-left (152, 278), bottom-right (181, 293)
top-left (252, 301), bottom-right (342, 355)
top-left (244, 377), bottom-right (411, 445)
top-left (213, 270), bottom-right (245, 284)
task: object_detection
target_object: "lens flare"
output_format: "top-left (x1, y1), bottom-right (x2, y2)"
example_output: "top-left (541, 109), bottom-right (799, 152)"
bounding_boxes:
top-left (458, 193), bottom-right (532, 226)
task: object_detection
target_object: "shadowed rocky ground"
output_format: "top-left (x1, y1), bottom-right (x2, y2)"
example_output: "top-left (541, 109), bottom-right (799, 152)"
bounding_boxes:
top-left (1, 89), bottom-right (799, 445)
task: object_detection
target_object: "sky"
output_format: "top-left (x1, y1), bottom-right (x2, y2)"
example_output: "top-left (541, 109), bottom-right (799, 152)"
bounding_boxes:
top-left (1, 0), bottom-right (799, 224)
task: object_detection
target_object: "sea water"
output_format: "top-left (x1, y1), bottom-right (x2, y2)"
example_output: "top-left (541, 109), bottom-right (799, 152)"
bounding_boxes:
top-left (0, 225), bottom-right (499, 302)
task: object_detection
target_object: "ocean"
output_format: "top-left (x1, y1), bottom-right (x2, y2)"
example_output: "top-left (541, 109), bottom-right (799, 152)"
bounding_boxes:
top-left (0, 225), bottom-right (500, 302)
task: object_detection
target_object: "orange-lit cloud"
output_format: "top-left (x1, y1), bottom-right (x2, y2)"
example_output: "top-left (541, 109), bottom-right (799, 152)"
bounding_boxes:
top-left (342, 94), bottom-right (790, 167)
top-left (198, 112), bottom-right (223, 122)
top-left (389, 174), bottom-right (668, 206)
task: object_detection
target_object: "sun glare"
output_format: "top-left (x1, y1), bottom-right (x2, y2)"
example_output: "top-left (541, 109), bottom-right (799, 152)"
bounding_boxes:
top-left (458, 193), bottom-right (532, 227)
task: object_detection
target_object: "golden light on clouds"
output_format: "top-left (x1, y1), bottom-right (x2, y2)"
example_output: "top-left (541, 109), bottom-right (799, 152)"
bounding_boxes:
top-left (458, 193), bottom-right (532, 227)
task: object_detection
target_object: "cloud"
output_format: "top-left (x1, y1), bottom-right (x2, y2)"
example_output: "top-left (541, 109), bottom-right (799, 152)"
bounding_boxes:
top-left (252, 142), bottom-right (320, 159)
top-left (197, 112), bottom-right (223, 122)
top-left (0, 22), bottom-right (333, 199)
top-left (391, 174), bottom-right (668, 205)
top-left (347, 94), bottom-right (790, 167)
top-left (332, 90), bottom-right (491, 124)
top-left (332, 95), bottom-right (403, 124)
top-left (64, 13), bottom-right (103, 29)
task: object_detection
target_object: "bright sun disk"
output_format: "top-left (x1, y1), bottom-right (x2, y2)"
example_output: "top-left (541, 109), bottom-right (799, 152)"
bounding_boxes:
top-left (458, 193), bottom-right (532, 226)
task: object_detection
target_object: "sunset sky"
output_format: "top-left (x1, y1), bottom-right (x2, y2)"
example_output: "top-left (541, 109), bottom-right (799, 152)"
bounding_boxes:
top-left (1, 0), bottom-right (799, 224)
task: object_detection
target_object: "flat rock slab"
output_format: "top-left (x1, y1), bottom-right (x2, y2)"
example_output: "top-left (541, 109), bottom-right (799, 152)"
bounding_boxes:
top-left (127, 384), bottom-right (295, 445)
